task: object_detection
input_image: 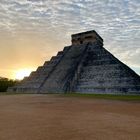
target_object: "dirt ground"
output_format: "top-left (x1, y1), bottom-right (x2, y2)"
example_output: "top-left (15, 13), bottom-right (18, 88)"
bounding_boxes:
top-left (0, 94), bottom-right (139, 140)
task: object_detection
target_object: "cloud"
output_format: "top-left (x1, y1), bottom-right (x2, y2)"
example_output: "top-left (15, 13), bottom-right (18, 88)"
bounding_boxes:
top-left (0, 0), bottom-right (140, 76)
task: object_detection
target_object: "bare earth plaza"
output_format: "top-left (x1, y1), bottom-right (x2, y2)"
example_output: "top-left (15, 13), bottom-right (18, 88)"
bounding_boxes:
top-left (0, 94), bottom-right (140, 140)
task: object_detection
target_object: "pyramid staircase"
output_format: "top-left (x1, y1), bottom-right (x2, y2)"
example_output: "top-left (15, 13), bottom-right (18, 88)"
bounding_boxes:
top-left (8, 46), bottom-right (71, 93)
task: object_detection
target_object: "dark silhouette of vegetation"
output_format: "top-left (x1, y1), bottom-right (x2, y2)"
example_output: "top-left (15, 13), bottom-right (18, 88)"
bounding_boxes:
top-left (0, 78), bottom-right (20, 92)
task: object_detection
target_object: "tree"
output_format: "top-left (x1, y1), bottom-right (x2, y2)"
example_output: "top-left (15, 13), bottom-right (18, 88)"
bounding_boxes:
top-left (0, 78), bottom-right (19, 92)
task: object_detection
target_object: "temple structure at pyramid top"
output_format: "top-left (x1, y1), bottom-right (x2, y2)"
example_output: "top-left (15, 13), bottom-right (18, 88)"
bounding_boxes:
top-left (8, 30), bottom-right (140, 94)
top-left (71, 30), bottom-right (103, 45)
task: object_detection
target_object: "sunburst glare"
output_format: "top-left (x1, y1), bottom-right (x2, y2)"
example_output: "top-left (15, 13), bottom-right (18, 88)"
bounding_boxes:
top-left (15, 69), bottom-right (32, 80)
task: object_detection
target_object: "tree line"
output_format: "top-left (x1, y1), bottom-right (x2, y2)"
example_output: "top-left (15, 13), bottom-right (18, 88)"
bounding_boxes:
top-left (0, 78), bottom-right (20, 92)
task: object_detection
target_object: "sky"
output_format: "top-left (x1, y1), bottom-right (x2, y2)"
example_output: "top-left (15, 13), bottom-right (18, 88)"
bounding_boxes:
top-left (0, 0), bottom-right (140, 79)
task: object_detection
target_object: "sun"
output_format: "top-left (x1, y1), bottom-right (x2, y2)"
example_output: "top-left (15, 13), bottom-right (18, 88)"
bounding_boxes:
top-left (15, 69), bottom-right (32, 80)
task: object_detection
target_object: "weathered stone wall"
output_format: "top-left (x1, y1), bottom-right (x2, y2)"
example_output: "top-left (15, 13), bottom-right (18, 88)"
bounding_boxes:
top-left (72, 30), bottom-right (103, 45)
top-left (39, 43), bottom-right (88, 93)
top-left (74, 41), bottom-right (140, 94)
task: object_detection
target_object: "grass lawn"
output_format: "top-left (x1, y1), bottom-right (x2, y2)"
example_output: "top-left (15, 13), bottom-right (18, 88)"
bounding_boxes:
top-left (63, 93), bottom-right (140, 101)
top-left (0, 92), bottom-right (140, 101)
top-left (0, 92), bottom-right (15, 95)
top-left (0, 92), bottom-right (31, 96)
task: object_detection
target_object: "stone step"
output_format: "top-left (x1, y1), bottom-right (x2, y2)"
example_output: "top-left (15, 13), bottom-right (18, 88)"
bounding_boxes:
top-left (50, 56), bottom-right (58, 61)
top-left (88, 48), bottom-right (109, 54)
top-left (63, 46), bottom-right (70, 52)
top-left (75, 87), bottom-right (140, 94)
top-left (78, 77), bottom-right (140, 82)
top-left (13, 87), bottom-right (39, 93)
top-left (82, 64), bottom-right (123, 72)
top-left (80, 69), bottom-right (131, 76)
top-left (77, 79), bottom-right (140, 86)
top-left (76, 83), bottom-right (140, 88)
top-left (43, 61), bottom-right (49, 66)
top-left (76, 83), bottom-right (140, 89)
top-left (57, 51), bottom-right (63, 56)
top-left (36, 66), bottom-right (43, 72)
top-left (85, 54), bottom-right (115, 61)
top-left (36, 66), bottom-right (52, 73)
top-left (28, 71), bottom-right (36, 77)
top-left (80, 70), bottom-right (136, 79)
top-left (86, 59), bottom-right (118, 66)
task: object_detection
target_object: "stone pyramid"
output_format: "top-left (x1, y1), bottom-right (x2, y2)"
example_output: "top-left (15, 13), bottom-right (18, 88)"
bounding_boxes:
top-left (8, 30), bottom-right (140, 94)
